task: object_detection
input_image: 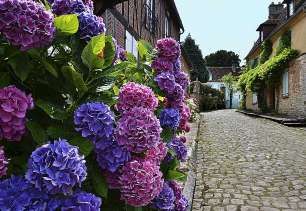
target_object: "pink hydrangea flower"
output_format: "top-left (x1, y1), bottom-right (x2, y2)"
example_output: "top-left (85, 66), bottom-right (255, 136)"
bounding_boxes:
top-left (145, 142), bottom-right (167, 165)
top-left (117, 82), bottom-right (158, 113)
top-left (0, 86), bottom-right (33, 141)
top-left (119, 159), bottom-right (164, 207)
top-left (151, 57), bottom-right (174, 73)
top-left (0, 146), bottom-right (8, 177)
top-left (156, 38), bottom-right (181, 62)
top-left (115, 107), bottom-right (162, 153)
top-left (178, 103), bottom-right (191, 132)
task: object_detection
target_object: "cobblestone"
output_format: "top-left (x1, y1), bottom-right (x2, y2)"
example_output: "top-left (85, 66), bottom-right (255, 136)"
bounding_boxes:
top-left (192, 110), bottom-right (306, 211)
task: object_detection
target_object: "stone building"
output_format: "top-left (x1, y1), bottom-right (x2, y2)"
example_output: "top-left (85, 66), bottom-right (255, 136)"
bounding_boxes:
top-left (94, 0), bottom-right (192, 72)
top-left (245, 0), bottom-right (306, 117)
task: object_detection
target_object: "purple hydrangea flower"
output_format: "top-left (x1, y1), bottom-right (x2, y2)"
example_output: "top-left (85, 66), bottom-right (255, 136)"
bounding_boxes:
top-left (159, 108), bottom-right (181, 130)
top-left (0, 146), bottom-right (8, 178)
top-left (117, 82), bottom-right (158, 113)
top-left (74, 102), bottom-right (114, 145)
top-left (0, 0), bottom-right (54, 51)
top-left (119, 159), bottom-right (164, 207)
top-left (78, 12), bottom-right (106, 41)
top-left (151, 57), bottom-right (174, 73)
top-left (96, 139), bottom-right (131, 173)
top-left (166, 84), bottom-right (185, 106)
top-left (174, 59), bottom-right (182, 72)
top-left (175, 196), bottom-right (189, 211)
top-left (167, 137), bottom-right (187, 162)
top-left (152, 182), bottom-right (175, 210)
top-left (145, 142), bottom-right (168, 165)
top-left (0, 86), bottom-right (33, 141)
top-left (61, 191), bottom-right (102, 210)
top-left (174, 71), bottom-right (190, 91)
top-left (115, 107), bottom-right (162, 153)
top-left (0, 176), bottom-right (50, 211)
top-left (112, 38), bottom-right (120, 65)
top-left (156, 38), bottom-right (181, 62)
top-left (83, 0), bottom-right (94, 12)
top-left (51, 0), bottom-right (86, 15)
top-left (118, 47), bottom-right (127, 61)
top-left (178, 103), bottom-right (191, 132)
top-left (25, 139), bottom-right (87, 195)
top-left (155, 72), bottom-right (177, 95)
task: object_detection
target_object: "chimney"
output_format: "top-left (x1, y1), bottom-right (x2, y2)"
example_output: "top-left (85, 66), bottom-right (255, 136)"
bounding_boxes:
top-left (269, 2), bottom-right (284, 19)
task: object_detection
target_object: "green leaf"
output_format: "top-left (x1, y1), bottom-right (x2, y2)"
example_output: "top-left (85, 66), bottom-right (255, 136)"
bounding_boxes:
top-left (112, 85), bottom-right (119, 96)
top-left (126, 52), bottom-right (137, 63)
top-left (47, 125), bottom-right (74, 139)
top-left (88, 160), bottom-right (108, 198)
top-left (36, 99), bottom-right (69, 120)
top-left (42, 59), bottom-right (58, 77)
top-left (81, 34), bottom-right (106, 70)
top-left (102, 35), bottom-right (116, 68)
top-left (8, 53), bottom-right (34, 81)
top-left (69, 136), bottom-right (93, 157)
top-left (61, 65), bottom-right (88, 96)
top-left (26, 121), bottom-right (47, 145)
top-left (137, 40), bottom-right (152, 60)
top-left (166, 170), bottom-right (187, 182)
top-left (0, 72), bottom-right (11, 88)
top-left (54, 14), bottom-right (79, 35)
top-left (161, 128), bottom-right (174, 142)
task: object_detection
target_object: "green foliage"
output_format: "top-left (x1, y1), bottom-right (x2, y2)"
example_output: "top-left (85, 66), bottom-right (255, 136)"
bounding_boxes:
top-left (276, 31), bottom-right (291, 55)
top-left (26, 121), bottom-right (47, 145)
top-left (137, 40), bottom-right (153, 61)
top-left (259, 40), bottom-right (272, 64)
top-left (198, 84), bottom-right (225, 111)
top-left (221, 73), bottom-right (237, 90)
top-left (205, 50), bottom-right (241, 67)
top-left (182, 34), bottom-right (209, 82)
top-left (238, 48), bottom-right (299, 92)
top-left (54, 14), bottom-right (79, 35)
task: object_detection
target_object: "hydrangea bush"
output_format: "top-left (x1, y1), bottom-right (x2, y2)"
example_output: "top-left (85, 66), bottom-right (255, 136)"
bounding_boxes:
top-left (0, 0), bottom-right (191, 210)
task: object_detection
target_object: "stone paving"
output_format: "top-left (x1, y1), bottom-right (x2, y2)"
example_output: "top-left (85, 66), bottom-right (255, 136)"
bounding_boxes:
top-left (192, 110), bottom-right (306, 211)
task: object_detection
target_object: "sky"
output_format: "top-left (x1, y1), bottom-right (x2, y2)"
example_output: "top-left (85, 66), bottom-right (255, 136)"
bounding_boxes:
top-left (175, 0), bottom-right (277, 63)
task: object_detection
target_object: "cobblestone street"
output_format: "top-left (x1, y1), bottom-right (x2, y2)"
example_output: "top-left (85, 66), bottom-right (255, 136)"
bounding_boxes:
top-left (192, 110), bottom-right (306, 211)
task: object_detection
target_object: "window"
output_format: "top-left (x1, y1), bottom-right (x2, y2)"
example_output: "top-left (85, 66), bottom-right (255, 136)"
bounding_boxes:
top-left (125, 30), bottom-right (138, 58)
top-left (288, 2), bottom-right (294, 17)
top-left (282, 69), bottom-right (289, 96)
top-left (252, 93), bottom-right (258, 104)
top-left (145, 0), bottom-right (155, 33)
top-left (164, 11), bottom-right (171, 37)
top-left (260, 31), bottom-right (264, 42)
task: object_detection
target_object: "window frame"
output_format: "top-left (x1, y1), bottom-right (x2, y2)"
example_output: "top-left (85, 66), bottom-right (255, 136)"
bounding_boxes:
top-left (125, 30), bottom-right (138, 58)
top-left (282, 69), bottom-right (289, 97)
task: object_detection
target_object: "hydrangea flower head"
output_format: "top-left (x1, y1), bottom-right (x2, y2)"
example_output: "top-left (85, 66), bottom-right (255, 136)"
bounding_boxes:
top-left (26, 139), bottom-right (87, 195)
top-left (151, 57), bottom-right (174, 73)
top-left (167, 137), bottom-right (187, 162)
top-left (175, 196), bottom-right (189, 211)
top-left (159, 108), bottom-right (181, 130)
top-left (62, 191), bottom-right (102, 210)
top-left (166, 84), bottom-right (184, 107)
top-left (74, 102), bottom-right (114, 144)
top-left (119, 159), bottom-right (164, 207)
top-left (152, 182), bottom-right (175, 210)
top-left (0, 86), bottom-right (33, 141)
top-left (96, 139), bottom-right (131, 173)
top-left (0, 0), bottom-right (55, 51)
top-left (51, 0), bottom-right (86, 15)
top-left (118, 47), bottom-right (127, 61)
top-left (155, 72), bottom-right (177, 95)
top-left (174, 71), bottom-right (190, 91)
top-left (78, 12), bottom-right (106, 41)
top-left (0, 146), bottom-right (8, 177)
top-left (104, 170), bottom-right (122, 190)
top-left (117, 82), bottom-right (158, 113)
top-left (174, 59), bottom-right (182, 72)
top-left (156, 38), bottom-right (181, 62)
top-left (145, 142), bottom-right (167, 165)
top-left (115, 107), bottom-right (161, 153)
top-left (83, 0), bottom-right (94, 12)
top-left (178, 103), bottom-right (191, 132)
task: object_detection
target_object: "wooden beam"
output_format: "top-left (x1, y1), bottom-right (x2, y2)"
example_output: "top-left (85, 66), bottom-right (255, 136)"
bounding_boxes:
top-left (95, 0), bottom-right (129, 14)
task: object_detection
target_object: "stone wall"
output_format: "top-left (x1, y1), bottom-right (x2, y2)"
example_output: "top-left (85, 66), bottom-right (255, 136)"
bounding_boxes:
top-left (276, 54), bottom-right (306, 117)
top-left (245, 91), bottom-right (259, 111)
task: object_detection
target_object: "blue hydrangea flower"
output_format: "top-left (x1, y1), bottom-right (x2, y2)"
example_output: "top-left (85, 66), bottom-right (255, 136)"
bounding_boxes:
top-left (74, 102), bottom-right (114, 145)
top-left (152, 182), bottom-right (175, 210)
top-left (96, 139), bottom-right (131, 173)
top-left (52, 0), bottom-right (86, 15)
top-left (78, 12), bottom-right (106, 41)
top-left (159, 108), bottom-right (181, 130)
top-left (25, 139), bottom-right (87, 195)
top-left (167, 137), bottom-right (187, 162)
top-left (62, 191), bottom-right (102, 210)
top-left (0, 176), bottom-right (49, 211)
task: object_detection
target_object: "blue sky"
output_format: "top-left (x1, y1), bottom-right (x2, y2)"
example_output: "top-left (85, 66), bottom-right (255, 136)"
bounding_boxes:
top-left (175, 0), bottom-right (276, 63)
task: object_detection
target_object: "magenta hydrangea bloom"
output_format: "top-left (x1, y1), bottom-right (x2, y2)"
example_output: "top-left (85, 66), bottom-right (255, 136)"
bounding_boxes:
top-left (178, 103), bottom-right (191, 132)
top-left (174, 71), bottom-right (190, 91)
top-left (155, 72), bottom-right (177, 95)
top-left (0, 0), bottom-right (55, 51)
top-left (151, 57), bottom-right (174, 73)
top-left (145, 142), bottom-right (167, 165)
top-left (0, 146), bottom-right (8, 177)
top-left (25, 139), bottom-right (87, 195)
top-left (117, 82), bottom-right (158, 113)
top-left (156, 38), bottom-right (181, 62)
top-left (166, 84), bottom-right (184, 106)
top-left (104, 170), bottom-right (122, 190)
top-left (0, 86), bottom-right (33, 141)
top-left (119, 159), bottom-right (164, 207)
top-left (115, 107), bottom-right (162, 153)
top-left (51, 0), bottom-right (86, 15)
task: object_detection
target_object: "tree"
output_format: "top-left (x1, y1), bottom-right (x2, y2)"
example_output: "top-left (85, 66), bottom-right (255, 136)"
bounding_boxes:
top-left (182, 34), bottom-right (209, 83)
top-left (221, 73), bottom-right (237, 109)
top-left (205, 50), bottom-right (241, 67)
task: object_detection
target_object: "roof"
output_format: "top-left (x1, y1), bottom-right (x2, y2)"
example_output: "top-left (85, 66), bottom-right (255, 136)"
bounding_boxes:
top-left (256, 19), bottom-right (280, 31)
top-left (207, 67), bottom-right (242, 82)
top-left (167, 0), bottom-right (184, 32)
top-left (245, 1), bottom-right (306, 60)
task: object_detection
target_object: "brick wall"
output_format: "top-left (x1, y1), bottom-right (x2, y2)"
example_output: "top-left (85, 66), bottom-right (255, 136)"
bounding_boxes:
top-left (276, 54), bottom-right (306, 117)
